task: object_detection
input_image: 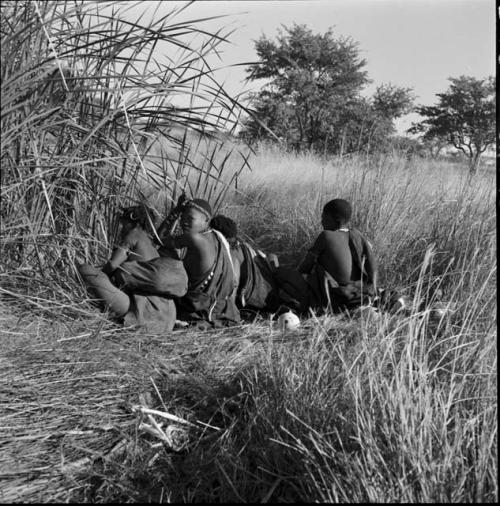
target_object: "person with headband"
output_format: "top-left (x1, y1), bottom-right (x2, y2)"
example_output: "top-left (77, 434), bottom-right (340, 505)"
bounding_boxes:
top-left (156, 198), bottom-right (240, 328)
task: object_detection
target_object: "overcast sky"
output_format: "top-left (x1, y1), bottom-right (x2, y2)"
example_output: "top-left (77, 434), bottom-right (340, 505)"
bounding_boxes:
top-left (121, 0), bottom-right (496, 133)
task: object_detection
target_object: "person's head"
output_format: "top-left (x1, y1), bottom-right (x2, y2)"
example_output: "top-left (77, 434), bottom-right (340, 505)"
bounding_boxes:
top-left (180, 198), bottom-right (212, 233)
top-left (210, 214), bottom-right (238, 247)
top-left (120, 205), bottom-right (156, 234)
top-left (321, 199), bottom-right (352, 230)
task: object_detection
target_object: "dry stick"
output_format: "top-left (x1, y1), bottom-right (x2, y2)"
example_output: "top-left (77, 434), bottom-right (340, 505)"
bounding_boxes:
top-left (131, 405), bottom-right (221, 431)
top-left (150, 376), bottom-right (169, 413)
top-left (145, 413), bottom-right (172, 445)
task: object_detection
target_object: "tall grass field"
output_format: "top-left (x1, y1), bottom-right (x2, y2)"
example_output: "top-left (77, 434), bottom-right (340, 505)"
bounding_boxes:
top-left (1, 1), bottom-right (496, 503)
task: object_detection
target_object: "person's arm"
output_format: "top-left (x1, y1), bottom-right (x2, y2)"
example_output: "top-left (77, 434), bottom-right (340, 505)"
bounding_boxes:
top-left (156, 211), bottom-right (180, 243)
top-left (156, 193), bottom-right (188, 244)
top-left (297, 233), bottom-right (324, 274)
top-left (102, 234), bottom-right (136, 276)
top-left (159, 230), bottom-right (197, 251)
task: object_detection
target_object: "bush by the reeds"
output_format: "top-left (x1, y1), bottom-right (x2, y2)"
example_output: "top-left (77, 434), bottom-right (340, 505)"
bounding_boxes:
top-left (1, 0), bottom-right (249, 290)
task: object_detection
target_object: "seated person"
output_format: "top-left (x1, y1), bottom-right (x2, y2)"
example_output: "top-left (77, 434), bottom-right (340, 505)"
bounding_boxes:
top-left (209, 214), bottom-right (281, 312)
top-left (275, 198), bottom-right (378, 314)
top-left (156, 199), bottom-right (240, 328)
top-left (102, 205), bottom-right (160, 278)
top-left (298, 198), bottom-right (377, 312)
top-left (77, 205), bottom-right (187, 332)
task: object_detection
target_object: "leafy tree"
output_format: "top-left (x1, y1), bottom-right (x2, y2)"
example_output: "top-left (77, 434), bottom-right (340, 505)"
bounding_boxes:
top-left (372, 83), bottom-right (414, 120)
top-left (240, 24), bottom-right (413, 154)
top-left (408, 76), bottom-right (495, 174)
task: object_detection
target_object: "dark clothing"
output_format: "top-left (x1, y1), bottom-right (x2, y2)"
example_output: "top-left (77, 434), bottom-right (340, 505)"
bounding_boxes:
top-left (112, 256), bottom-right (188, 332)
top-left (124, 294), bottom-right (177, 333)
top-left (346, 228), bottom-right (377, 285)
top-left (77, 262), bottom-right (180, 333)
top-left (274, 266), bottom-right (311, 313)
top-left (176, 230), bottom-right (240, 327)
top-left (307, 264), bottom-right (376, 312)
top-left (113, 256), bottom-right (188, 298)
top-left (237, 241), bottom-right (281, 311)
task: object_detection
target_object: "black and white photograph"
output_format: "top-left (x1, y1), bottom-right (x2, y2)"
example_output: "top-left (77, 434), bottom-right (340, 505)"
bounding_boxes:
top-left (1, 0), bottom-right (496, 502)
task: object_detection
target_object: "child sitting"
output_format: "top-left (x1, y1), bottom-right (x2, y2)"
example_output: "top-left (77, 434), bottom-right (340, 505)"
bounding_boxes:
top-left (209, 214), bottom-right (280, 312)
top-left (156, 199), bottom-right (240, 327)
top-left (298, 198), bottom-right (377, 311)
top-left (275, 198), bottom-right (378, 314)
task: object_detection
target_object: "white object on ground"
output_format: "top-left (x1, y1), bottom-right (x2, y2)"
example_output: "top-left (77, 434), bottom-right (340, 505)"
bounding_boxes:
top-left (355, 305), bottom-right (381, 321)
top-left (278, 311), bottom-right (300, 331)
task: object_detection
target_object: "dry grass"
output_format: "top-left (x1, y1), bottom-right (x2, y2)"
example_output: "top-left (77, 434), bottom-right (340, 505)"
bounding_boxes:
top-left (1, 283), bottom-right (496, 502)
top-left (0, 0), bottom-right (496, 502)
top-left (1, 143), bottom-right (496, 502)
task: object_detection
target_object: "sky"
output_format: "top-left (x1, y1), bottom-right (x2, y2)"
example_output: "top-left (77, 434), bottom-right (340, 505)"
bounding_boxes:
top-left (120, 0), bottom-right (496, 134)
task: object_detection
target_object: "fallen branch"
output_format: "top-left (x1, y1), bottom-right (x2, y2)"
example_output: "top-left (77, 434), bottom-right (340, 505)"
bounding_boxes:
top-left (131, 405), bottom-right (221, 431)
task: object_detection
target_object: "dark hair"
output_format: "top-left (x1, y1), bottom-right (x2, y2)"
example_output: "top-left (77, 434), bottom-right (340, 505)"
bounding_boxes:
top-left (210, 214), bottom-right (238, 239)
top-left (323, 199), bottom-right (352, 223)
top-left (121, 205), bottom-right (156, 230)
top-left (185, 198), bottom-right (212, 218)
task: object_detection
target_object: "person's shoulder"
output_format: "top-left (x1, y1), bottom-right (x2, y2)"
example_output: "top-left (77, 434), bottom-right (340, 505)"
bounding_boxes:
top-left (126, 227), bottom-right (154, 244)
top-left (132, 227), bottom-right (152, 240)
top-left (180, 230), bottom-right (213, 247)
top-left (123, 226), bottom-right (143, 239)
top-left (323, 229), bottom-right (348, 241)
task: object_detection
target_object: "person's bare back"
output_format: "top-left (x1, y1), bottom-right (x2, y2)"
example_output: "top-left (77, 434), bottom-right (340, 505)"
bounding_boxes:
top-left (157, 198), bottom-right (240, 326)
top-left (313, 229), bottom-right (360, 284)
top-left (298, 199), bottom-right (377, 289)
top-left (169, 230), bottom-right (217, 285)
top-left (158, 202), bottom-right (217, 285)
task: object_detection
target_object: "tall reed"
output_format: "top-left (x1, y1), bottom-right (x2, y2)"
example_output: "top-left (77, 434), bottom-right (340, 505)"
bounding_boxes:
top-left (1, 0), bottom-right (249, 291)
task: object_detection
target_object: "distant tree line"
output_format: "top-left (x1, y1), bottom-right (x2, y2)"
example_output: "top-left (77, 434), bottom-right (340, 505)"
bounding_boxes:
top-left (239, 24), bottom-right (495, 174)
top-left (408, 76), bottom-right (495, 174)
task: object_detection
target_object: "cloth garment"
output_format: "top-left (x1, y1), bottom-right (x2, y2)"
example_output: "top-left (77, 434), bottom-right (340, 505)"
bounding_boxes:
top-left (123, 293), bottom-right (177, 333)
top-left (78, 262), bottom-right (179, 333)
top-left (113, 256), bottom-right (188, 298)
top-left (306, 263), bottom-right (376, 312)
top-left (237, 241), bottom-right (281, 311)
top-left (176, 229), bottom-right (240, 327)
top-left (110, 255), bottom-right (188, 332)
top-left (274, 266), bottom-right (312, 313)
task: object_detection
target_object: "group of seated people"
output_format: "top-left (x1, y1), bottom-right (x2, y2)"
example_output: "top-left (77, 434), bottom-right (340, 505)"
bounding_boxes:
top-left (77, 195), bottom-right (402, 332)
